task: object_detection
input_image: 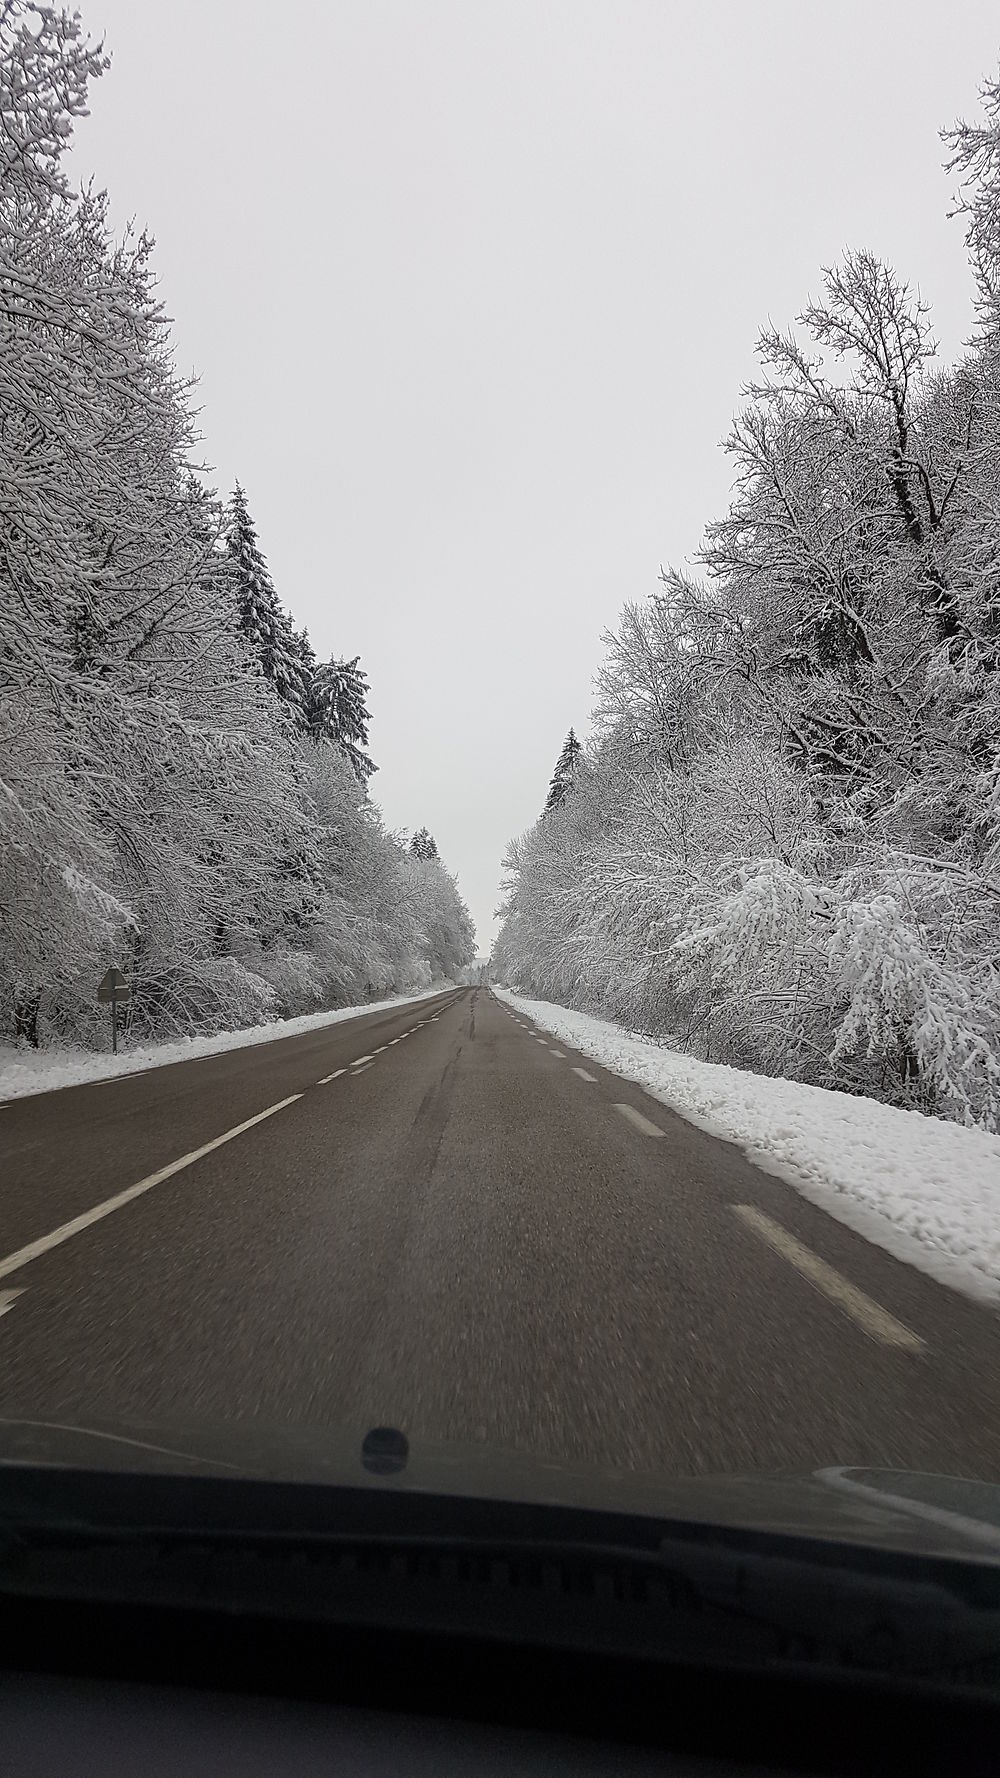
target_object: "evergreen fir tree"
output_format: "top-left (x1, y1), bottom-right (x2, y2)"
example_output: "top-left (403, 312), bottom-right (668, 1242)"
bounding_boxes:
top-left (544, 729), bottom-right (582, 812)
top-left (294, 625), bottom-right (317, 684)
top-left (409, 827), bottom-right (439, 861)
top-left (307, 655), bottom-right (376, 780)
top-left (225, 484), bottom-right (310, 723)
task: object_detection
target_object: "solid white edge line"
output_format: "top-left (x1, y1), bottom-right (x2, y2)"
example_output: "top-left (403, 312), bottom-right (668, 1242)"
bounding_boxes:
top-left (614, 1103), bottom-right (665, 1138)
top-left (572, 1067), bottom-right (597, 1082)
top-left (317, 1068), bottom-right (346, 1083)
top-left (731, 1205), bottom-right (926, 1353)
top-left (0, 1095), bottom-right (304, 1285)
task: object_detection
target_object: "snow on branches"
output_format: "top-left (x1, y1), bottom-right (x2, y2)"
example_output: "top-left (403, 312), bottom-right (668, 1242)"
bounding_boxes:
top-left (495, 62), bottom-right (1000, 1129)
top-left (0, 4), bottom-right (474, 1048)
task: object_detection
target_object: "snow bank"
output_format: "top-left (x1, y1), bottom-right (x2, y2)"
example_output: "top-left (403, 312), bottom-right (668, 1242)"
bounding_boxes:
top-left (495, 989), bottom-right (1000, 1304)
top-left (0, 986), bottom-right (456, 1104)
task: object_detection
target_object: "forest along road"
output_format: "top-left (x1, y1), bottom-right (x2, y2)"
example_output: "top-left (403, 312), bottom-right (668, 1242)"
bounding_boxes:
top-left (2, 984), bottom-right (1000, 1481)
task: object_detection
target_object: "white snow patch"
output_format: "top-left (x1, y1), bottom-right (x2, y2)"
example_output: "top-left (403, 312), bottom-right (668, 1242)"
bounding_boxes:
top-left (495, 989), bottom-right (1000, 1305)
top-left (0, 986), bottom-right (456, 1104)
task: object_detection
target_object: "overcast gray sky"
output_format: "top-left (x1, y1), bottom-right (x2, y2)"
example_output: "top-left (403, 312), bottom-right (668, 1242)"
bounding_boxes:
top-left (74, 1), bottom-right (997, 949)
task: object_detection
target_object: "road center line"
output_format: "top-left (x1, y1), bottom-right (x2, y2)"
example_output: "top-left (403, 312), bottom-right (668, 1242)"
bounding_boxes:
top-left (572, 1067), bottom-right (597, 1082)
top-left (614, 1103), bottom-right (664, 1138)
top-left (0, 1095), bottom-right (304, 1285)
top-left (732, 1205), bottom-right (926, 1352)
top-left (317, 1068), bottom-right (346, 1083)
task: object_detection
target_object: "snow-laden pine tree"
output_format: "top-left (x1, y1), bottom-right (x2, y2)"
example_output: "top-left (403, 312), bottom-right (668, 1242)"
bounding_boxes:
top-left (293, 625), bottom-right (317, 695)
top-left (544, 730), bottom-right (582, 812)
top-left (224, 484), bottom-right (311, 725)
top-left (409, 827), bottom-right (439, 861)
top-left (306, 656), bottom-right (376, 780)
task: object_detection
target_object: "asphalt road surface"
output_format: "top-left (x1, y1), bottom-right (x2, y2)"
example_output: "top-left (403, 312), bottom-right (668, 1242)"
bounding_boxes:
top-left (2, 985), bottom-right (1000, 1481)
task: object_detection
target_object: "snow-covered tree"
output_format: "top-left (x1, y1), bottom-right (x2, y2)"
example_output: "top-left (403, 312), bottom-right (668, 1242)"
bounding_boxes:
top-left (543, 729), bottom-right (582, 812)
top-left (0, 2), bottom-right (470, 1048)
top-left (409, 827), bottom-right (439, 860)
top-left (943, 70), bottom-right (1000, 336)
top-left (224, 483), bottom-right (310, 724)
top-left (406, 851), bottom-right (476, 981)
top-left (495, 59), bottom-right (1000, 1130)
top-left (306, 654), bottom-right (375, 779)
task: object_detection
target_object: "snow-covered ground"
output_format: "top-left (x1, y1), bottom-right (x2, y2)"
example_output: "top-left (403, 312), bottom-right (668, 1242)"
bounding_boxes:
top-left (495, 989), bottom-right (1000, 1305)
top-left (0, 986), bottom-right (455, 1104)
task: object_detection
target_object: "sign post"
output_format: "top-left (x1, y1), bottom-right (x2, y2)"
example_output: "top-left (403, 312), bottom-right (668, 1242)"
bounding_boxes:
top-left (97, 967), bottom-right (131, 1054)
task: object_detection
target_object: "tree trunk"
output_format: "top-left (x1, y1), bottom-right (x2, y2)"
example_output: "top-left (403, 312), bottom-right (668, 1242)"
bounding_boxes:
top-left (13, 991), bottom-right (40, 1048)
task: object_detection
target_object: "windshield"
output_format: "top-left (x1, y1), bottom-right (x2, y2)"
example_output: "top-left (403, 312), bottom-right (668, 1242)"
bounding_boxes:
top-left (2, 0), bottom-right (1000, 1567)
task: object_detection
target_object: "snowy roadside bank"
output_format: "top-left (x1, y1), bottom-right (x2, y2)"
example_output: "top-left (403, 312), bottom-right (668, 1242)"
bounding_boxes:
top-left (494, 989), bottom-right (1000, 1305)
top-left (0, 985), bottom-right (457, 1104)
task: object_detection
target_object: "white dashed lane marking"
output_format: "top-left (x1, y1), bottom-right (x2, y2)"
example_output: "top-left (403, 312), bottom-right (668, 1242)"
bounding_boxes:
top-left (0, 1289), bottom-right (25, 1322)
top-left (317, 1068), bottom-right (346, 1084)
top-left (614, 1103), bottom-right (664, 1138)
top-left (351, 1060), bottom-right (375, 1075)
top-left (732, 1205), bottom-right (925, 1353)
top-left (572, 1068), bottom-right (597, 1083)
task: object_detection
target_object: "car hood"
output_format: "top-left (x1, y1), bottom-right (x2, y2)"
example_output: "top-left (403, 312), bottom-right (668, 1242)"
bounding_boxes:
top-left (0, 1412), bottom-right (998, 1563)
